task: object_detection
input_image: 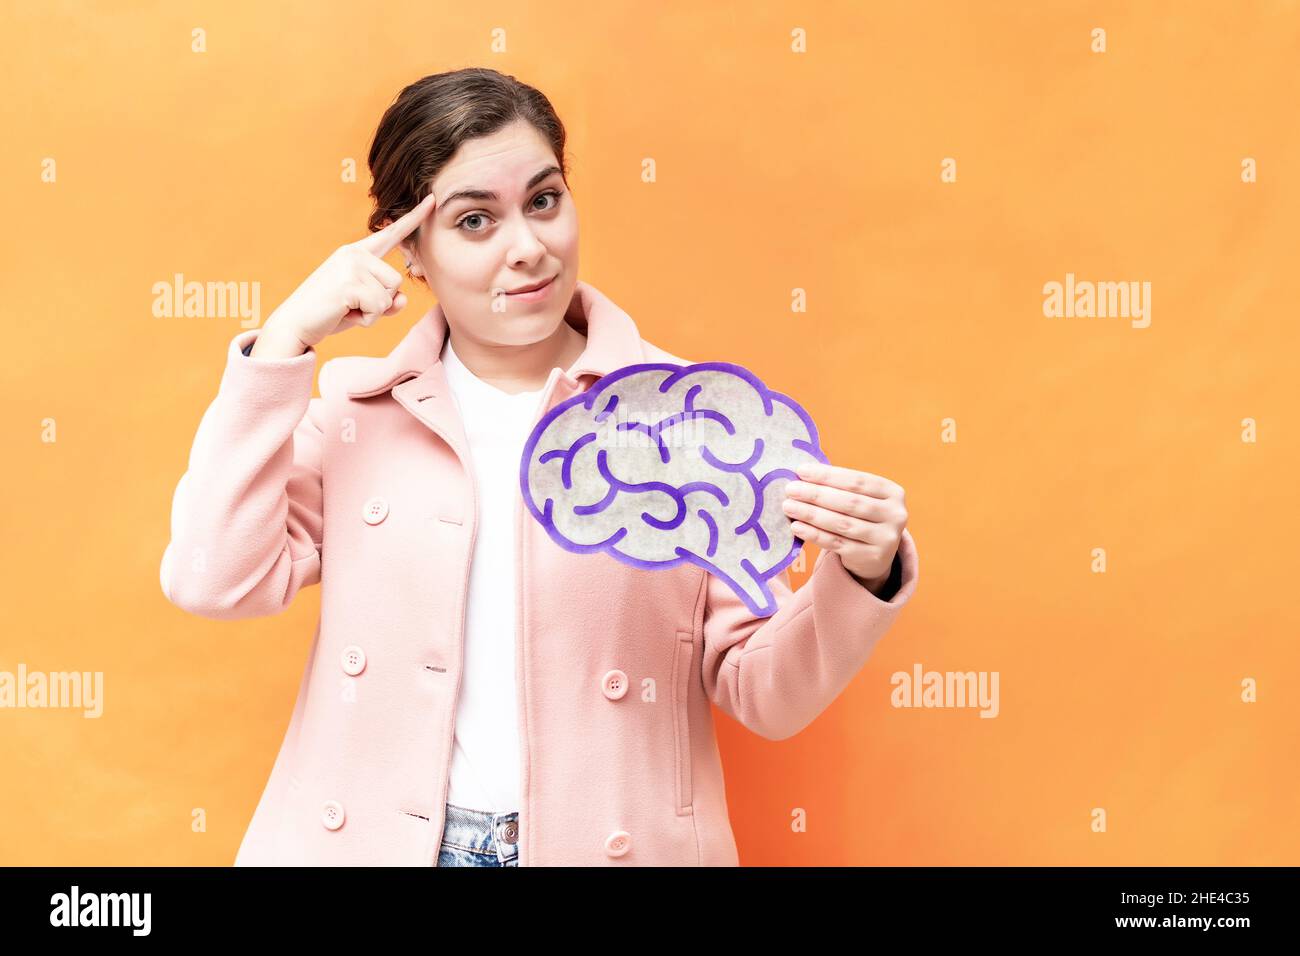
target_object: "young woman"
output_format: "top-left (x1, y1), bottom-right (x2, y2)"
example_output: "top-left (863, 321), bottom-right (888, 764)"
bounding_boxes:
top-left (161, 68), bottom-right (919, 866)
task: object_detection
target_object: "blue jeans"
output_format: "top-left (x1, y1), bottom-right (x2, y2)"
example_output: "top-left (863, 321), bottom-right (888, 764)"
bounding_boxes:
top-left (436, 802), bottom-right (520, 867)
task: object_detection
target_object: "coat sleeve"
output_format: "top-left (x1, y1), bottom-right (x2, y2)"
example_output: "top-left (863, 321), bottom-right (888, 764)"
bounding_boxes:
top-left (700, 527), bottom-right (919, 741)
top-left (160, 328), bottom-right (325, 620)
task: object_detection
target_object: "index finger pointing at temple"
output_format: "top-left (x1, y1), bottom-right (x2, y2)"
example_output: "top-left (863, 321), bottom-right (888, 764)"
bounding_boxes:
top-left (357, 192), bottom-right (437, 257)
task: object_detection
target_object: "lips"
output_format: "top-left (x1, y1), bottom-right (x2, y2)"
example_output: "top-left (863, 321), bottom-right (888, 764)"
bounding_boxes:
top-left (506, 275), bottom-right (556, 295)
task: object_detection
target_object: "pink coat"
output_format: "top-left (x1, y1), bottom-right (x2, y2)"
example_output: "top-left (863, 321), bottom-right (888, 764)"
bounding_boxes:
top-left (160, 280), bottom-right (920, 866)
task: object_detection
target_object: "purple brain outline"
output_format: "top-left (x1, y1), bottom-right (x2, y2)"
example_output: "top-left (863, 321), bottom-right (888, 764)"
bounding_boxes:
top-left (520, 361), bottom-right (829, 617)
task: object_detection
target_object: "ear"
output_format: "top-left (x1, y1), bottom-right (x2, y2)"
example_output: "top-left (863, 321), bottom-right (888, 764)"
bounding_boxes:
top-left (399, 239), bottom-right (425, 279)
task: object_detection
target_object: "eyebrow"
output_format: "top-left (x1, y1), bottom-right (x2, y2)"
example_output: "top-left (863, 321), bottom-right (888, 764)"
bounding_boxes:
top-left (438, 166), bottom-right (563, 209)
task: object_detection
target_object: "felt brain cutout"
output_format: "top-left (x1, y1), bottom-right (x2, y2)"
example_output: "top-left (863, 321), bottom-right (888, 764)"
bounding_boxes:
top-left (520, 362), bottom-right (829, 618)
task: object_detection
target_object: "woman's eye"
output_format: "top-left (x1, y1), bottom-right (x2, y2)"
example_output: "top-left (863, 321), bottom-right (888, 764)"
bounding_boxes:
top-left (455, 212), bottom-right (490, 233)
top-left (532, 189), bottom-right (562, 211)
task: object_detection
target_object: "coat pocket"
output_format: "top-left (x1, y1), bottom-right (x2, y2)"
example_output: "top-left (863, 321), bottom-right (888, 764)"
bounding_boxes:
top-left (671, 630), bottom-right (694, 814)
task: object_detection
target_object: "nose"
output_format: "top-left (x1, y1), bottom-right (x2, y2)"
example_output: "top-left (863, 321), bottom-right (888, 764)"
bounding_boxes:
top-left (505, 216), bottom-right (547, 269)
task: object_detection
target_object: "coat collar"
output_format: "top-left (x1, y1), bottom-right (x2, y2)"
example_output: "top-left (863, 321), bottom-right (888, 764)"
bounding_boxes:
top-left (339, 279), bottom-right (646, 399)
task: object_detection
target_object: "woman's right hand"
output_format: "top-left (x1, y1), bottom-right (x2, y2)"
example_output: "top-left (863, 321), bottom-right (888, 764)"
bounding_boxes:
top-left (260, 192), bottom-right (437, 351)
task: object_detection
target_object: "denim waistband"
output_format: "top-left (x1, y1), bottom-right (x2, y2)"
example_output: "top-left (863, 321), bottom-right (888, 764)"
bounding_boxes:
top-left (441, 802), bottom-right (520, 864)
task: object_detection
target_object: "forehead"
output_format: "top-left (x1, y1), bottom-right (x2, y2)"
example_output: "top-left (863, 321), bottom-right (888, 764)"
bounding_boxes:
top-left (432, 121), bottom-right (555, 196)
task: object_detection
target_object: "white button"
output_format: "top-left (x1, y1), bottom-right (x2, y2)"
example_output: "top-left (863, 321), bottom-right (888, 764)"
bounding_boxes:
top-left (601, 669), bottom-right (628, 700)
top-left (362, 496), bottom-right (389, 524)
top-left (321, 800), bottom-right (345, 830)
top-left (604, 830), bottom-right (631, 857)
top-left (340, 645), bottom-right (366, 676)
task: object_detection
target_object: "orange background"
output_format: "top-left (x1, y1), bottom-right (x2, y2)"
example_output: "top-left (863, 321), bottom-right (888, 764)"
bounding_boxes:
top-left (2, 0), bottom-right (1297, 865)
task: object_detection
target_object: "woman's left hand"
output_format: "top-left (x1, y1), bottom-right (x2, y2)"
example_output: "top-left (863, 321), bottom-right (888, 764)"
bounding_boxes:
top-left (781, 462), bottom-right (907, 595)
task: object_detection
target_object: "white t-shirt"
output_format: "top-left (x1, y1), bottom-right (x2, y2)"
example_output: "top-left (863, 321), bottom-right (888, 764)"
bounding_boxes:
top-left (439, 335), bottom-right (545, 813)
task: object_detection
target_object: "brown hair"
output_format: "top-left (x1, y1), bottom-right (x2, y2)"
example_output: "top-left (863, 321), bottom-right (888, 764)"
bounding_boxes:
top-left (366, 68), bottom-right (570, 279)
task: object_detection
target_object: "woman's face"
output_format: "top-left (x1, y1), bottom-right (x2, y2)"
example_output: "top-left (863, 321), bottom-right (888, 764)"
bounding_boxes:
top-left (402, 118), bottom-right (579, 349)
